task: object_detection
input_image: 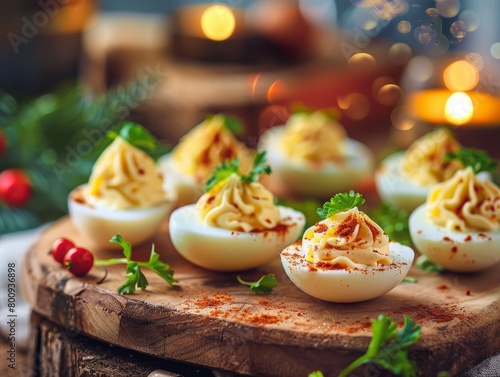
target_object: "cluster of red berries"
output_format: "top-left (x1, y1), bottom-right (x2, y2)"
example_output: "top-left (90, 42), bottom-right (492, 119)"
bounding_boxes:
top-left (50, 238), bottom-right (94, 277)
top-left (0, 131), bottom-right (33, 207)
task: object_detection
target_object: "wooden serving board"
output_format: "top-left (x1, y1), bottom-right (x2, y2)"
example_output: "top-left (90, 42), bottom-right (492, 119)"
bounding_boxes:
top-left (21, 217), bottom-right (500, 377)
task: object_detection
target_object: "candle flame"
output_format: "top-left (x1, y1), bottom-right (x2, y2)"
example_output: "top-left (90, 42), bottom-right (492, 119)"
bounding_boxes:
top-left (201, 5), bottom-right (235, 41)
top-left (445, 92), bottom-right (473, 125)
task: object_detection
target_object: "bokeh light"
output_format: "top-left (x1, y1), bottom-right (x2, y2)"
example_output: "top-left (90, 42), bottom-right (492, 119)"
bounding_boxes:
top-left (443, 60), bottom-right (479, 92)
top-left (389, 42), bottom-right (412, 65)
top-left (435, 0), bottom-right (460, 18)
top-left (459, 10), bottom-right (480, 32)
top-left (337, 93), bottom-right (370, 120)
top-left (445, 92), bottom-right (473, 125)
top-left (377, 84), bottom-right (403, 106)
top-left (406, 56), bottom-right (434, 83)
top-left (397, 20), bottom-right (411, 34)
top-left (490, 43), bottom-right (500, 60)
top-left (299, 0), bottom-right (337, 24)
top-left (465, 53), bottom-right (484, 70)
top-left (391, 106), bottom-right (415, 131)
top-left (200, 5), bottom-right (236, 41)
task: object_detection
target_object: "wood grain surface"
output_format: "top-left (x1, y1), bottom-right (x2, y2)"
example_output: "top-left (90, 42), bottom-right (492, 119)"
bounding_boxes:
top-left (20, 217), bottom-right (500, 377)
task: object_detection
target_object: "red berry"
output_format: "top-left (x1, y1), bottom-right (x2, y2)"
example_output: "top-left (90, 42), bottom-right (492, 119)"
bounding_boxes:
top-left (63, 247), bottom-right (94, 277)
top-left (0, 169), bottom-right (32, 207)
top-left (50, 238), bottom-right (76, 264)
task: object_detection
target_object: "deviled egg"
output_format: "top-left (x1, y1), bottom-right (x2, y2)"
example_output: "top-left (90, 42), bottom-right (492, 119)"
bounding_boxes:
top-left (159, 114), bottom-right (254, 206)
top-left (280, 191), bottom-right (414, 303)
top-left (69, 122), bottom-right (175, 248)
top-left (259, 109), bottom-right (373, 198)
top-left (409, 152), bottom-right (500, 272)
top-left (169, 151), bottom-right (305, 271)
top-left (375, 128), bottom-right (462, 211)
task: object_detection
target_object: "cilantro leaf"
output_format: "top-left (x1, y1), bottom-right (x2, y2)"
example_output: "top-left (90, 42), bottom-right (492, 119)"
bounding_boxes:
top-left (416, 255), bottom-right (444, 273)
top-left (317, 190), bottom-right (366, 219)
top-left (237, 274), bottom-right (277, 293)
top-left (204, 158), bottom-right (240, 192)
top-left (338, 315), bottom-right (421, 377)
top-left (205, 114), bottom-right (244, 135)
top-left (96, 234), bottom-right (177, 294)
top-left (204, 150), bottom-right (271, 192)
top-left (403, 276), bottom-right (418, 283)
top-left (370, 204), bottom-right (411, 246)
top-left (107, 121), bottom-right (156, 150)
top-left (444, 148), bottom-right (498, 175)
top-left (241, 150), bottom-right (271, 183)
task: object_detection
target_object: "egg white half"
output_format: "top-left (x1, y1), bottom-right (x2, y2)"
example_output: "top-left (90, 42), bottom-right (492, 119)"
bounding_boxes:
top-left (409, 204), bottom-right (500, 272)
top-left (280, 242), bottom-right (414, 303)
top-left (68, 186), bottom-right (174, 249)
top-left (169, 204), bottom-right (306, 271)
top-left (259, 126), bottom-right (373, 198)
top-left (375, 152), bottom-right (429, 212)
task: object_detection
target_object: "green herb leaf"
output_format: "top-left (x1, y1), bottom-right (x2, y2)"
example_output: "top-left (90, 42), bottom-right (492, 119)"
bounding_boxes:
top-left (338, 315), bottom-right (421, 377)
top-left (145, 244), bottom-right (177, 286)
top-left (317, 190), bottom-right (365, 219)
top-left (110, 234), bottom-right (132, 260)
top-left (204, 150), bottom-right (271, 192)
top-left (416, 255), bottom-right (445, 273)
top-left (290, 103), bottom-right (339, 120)
top-left (237, 274), bottom-right (277, 293)
top-left (205, 114), bottom-right (244, 135)
top-left (308, 371), bottom-right (325, 377)
top-left (403, 276), bottom-right (417, 284)
top-left (370, 204), bottom-right (411, 246)
top-left (109, 121), bottom-right (157, 151)
top-left (241, 150), bottom-right (271, 183)
top-left (444, 148), bottom-right (498, 175)
top-left (204, 158), bottom-right (240, 192)
top-left (101, 234), bottom-right (177, 294)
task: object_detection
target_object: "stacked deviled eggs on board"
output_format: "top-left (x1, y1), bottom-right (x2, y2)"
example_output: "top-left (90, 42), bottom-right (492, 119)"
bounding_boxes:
top-left (259, 109), bottom-right (374, 199)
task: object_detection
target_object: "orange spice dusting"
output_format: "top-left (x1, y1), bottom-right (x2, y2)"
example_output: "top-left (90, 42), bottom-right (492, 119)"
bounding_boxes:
top-left (334, 214), bottom-right (357, 238)
top-left (245, 314), bottom-right (280, 326)
top-left (451, 246), bottom-right (458, 253)
top-left (315, 223), bottom-right (328, 233)
top-left (316, 261), bottom-right (347, 271)
top-left (464, 235), bottom-right (472, 242)
top-left (466, 288), bottom-right (471, 296)
top-left (437, 284), bottom-right (449, 291)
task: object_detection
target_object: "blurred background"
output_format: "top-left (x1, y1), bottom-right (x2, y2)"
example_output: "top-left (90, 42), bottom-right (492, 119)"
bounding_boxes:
top-left (1, 0), bottom-right (500, 234)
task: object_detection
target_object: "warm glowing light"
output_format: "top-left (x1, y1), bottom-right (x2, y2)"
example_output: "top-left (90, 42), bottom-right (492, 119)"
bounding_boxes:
top-left (200, 5), bottom-right (235, 41)
top-left (251, 73), bottom-right (262, 97)
top-left (445, 92), bottom-right (473, 125)
top-left (266, 80), bottom-right (287, 103)
top-left (443, 60), bottom-right (479, 92)
top-left (348, 53), bottom-right (376, 66)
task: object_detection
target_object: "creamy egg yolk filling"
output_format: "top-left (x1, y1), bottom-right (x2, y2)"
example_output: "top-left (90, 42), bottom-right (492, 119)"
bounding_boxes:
top-left (196, 174), bottom-right (281, 232)
top-left (303, 207), bottom-right (391, 269)
top-left (172, 115), bottom-right (252, 183)
top-left (400, 128), bottom-right (462, 186)
top-left (279, 111), bottom-right (346, 164)
top-left (427, 167), bottom-right (500, 232)
top-left (84, 138), bottom-right (167, 210)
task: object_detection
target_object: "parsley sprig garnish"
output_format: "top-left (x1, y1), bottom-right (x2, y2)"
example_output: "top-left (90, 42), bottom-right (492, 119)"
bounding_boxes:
top-left (204, 150), bottom-right (271, 192)
top-left (237, 274), bottom-right (277, 293)
top-left (205, 114), bottom-right (244, 135)
top-left (309, 315), bottom-right (421, 377)
top-left (107, 121), bottom-right (171, 158)
top-left (291, 103), bottom-right (339, 120)
top-left (94, 234), bottom-right (177, 294)
top-left (317, 190), bottom-right (366, 219)
top-left (444, 148), bottom-right (498, 175)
